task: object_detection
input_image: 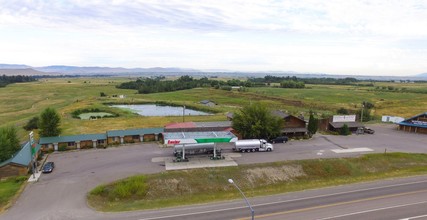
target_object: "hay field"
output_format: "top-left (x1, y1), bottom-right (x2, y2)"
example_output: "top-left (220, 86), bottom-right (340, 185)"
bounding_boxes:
top-left (1, 77), bottom-right (425, 139)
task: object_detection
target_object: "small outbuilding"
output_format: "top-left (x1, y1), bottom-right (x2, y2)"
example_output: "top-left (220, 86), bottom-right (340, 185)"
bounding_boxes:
top-left (199, 100), bottom-right (216, 107)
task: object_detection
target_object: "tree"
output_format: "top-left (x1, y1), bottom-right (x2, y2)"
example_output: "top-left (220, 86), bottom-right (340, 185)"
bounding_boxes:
top-left (231, 104), bottom-right (283, 140)
top-left (0, 126), bottom-right (20, 162)
top-left (340, 124), bottom-right (351, 136)
top-left (23, 116), bottom-right (39, 131)
top-left (337, 107), bottom-right (349, 115)
top-left (38, 107), bottom-right (61, 137)
top-left (307, 113), bottom-right (318, 135)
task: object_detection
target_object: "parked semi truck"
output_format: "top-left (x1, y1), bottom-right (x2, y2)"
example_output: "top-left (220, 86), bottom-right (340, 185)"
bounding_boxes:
top-left (233, 139), bottom-right (274, 152)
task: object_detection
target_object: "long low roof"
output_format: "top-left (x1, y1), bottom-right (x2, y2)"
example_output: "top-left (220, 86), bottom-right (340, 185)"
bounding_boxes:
top-left (164, 121), bottom-right (231, 129)
top-left (164, 131), bottom-right (236, 139)
top-left (282, 127), bottom-right (308, 133)
top-left (107, 127), bottom-right (164, 137)
top-left (39, 133), bottom-right (107, 144)
top-left (329, 122), bottom-right (364, 129)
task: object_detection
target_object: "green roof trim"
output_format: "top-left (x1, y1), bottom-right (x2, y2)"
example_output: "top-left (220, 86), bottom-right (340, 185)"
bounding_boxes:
top-left (39, 133), bottom-right (107, 144)
top-left (195, 137), bottom-right (233, 143)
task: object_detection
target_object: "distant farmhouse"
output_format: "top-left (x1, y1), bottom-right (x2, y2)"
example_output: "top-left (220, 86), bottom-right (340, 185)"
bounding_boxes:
top-left (199, 100), bottom-right (216, 107)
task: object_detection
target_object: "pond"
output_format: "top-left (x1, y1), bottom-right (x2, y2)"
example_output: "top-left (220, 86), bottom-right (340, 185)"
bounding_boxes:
top-left (111, 104), bottom-right (212, 116)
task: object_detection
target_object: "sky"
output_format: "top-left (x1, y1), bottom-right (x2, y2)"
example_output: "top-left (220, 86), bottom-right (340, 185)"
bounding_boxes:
top-left (1, 0), bottom-right (427, 76)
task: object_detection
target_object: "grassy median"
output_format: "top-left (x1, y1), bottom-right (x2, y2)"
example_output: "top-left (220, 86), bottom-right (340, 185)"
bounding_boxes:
top-left (0, 176), bottom-right (27, 213)
top-left (87, 153), bottom-right (427, 212)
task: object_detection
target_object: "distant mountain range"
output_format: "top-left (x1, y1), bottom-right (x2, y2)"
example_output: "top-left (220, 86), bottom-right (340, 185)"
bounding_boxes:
top-left (417, 73), bottom-right (427, 78)
top-left (0, 63), bottom-right (426, 79)
top-left (0, 64), bottom-right (199, 75)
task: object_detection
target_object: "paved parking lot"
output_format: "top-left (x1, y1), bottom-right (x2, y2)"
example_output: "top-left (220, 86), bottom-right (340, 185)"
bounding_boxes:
top-left (1, 123), bottom-right (426, 220)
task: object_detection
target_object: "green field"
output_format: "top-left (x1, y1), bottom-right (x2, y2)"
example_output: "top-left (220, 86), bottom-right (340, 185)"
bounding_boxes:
top-left (87, 153), bottom-right (427, 212)
top-left (0, 77), bottom-right (426, 140)
top-left (0, 176), bottom-right (27, 212)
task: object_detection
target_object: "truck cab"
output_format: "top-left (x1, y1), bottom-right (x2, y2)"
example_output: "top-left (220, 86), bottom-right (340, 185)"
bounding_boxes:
top-left (259, 139), bottom-right (274, 152)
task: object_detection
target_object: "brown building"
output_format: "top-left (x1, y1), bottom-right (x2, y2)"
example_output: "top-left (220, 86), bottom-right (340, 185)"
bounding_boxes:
top-left (0, 142), bottom-right (41, 178)
top-left (227, 110), bottom-right (308, 137)
top-left (271, 110), bottom-right (308, 137)
top-left (398, 112), bottom-right (427, 134)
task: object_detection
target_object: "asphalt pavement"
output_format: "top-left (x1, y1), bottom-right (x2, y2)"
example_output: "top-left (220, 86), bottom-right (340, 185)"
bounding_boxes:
top-left (1, 123), bottom-right (426, 220)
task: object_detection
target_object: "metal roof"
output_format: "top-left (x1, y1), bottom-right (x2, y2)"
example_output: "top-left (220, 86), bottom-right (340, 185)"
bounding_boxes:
top-left (107, 127), bottom-right (164, 137)
top-left (163, 131), bottom-right (236, 139)
top-left (39, 133), bottom-right (107, 144)
top-left (193, 121), bottom-right (232, 128)
top-left (227, 110), bottom-right (291, 119)
top-left (164, 122), bottom-right (196, 129)
top-left (398, 112), bottom-right (427, 128)
top-left (271, 110), bottom-right (290, 119)
top-left (282, 127), bottom-right (308, 133)
top-left (0, 142), bottom-right (41, 167)
top-left (329, 122), bottom-right (364, 129)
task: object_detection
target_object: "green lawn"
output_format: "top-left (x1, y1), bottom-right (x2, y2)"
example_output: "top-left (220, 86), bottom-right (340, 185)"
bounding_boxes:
top-left (88, 153), bottom-right (427, 212)
top-left (0, 176), bottom-right (27, 212)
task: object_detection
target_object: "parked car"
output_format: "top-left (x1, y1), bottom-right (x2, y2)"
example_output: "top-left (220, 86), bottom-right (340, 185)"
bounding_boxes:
top-left (270, 136), bottom-right (289, 143)
top-left (42, 162), bottom-right (55, 173)
top-left (363, 127), bottom-right (375, 134)
top-left (356, 127), bottom-right (375, 135)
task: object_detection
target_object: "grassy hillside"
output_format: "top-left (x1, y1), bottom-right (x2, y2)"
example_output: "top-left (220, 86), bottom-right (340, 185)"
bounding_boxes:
top-left (87, 153), bottom-right (427, 212)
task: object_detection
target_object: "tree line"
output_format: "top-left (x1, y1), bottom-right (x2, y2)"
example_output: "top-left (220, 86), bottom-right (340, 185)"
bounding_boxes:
top-left (249, 75), bottom-right (359, 85)
top-left (1, 107), bottom-right (62, 163)
top-left (117, 76), bottom-right (253, 94)
top-left (0, 75), bottom-right (36, 87)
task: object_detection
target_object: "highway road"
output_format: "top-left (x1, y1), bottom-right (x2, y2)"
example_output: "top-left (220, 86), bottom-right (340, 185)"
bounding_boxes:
top-left (85, 175), bottom-right (426, 220)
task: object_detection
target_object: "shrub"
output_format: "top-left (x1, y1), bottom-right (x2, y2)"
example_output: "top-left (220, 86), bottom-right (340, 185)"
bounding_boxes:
top-left (23, 116), bottom-right (39, 131)
top-left (340, 124), bottom-right (351, 136)
top-left (107, 176), bottom-right (148, 200)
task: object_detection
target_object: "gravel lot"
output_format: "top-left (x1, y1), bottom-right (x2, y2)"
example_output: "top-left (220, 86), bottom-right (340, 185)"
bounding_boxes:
top-left (1, 123), bottom-right (426, 220)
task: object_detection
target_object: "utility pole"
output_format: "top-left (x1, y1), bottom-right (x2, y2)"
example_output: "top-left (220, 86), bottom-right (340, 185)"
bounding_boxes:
top-left (183, 105), bottom-right (186, 122)
top-left (29, 131), bottom-right (36, 178)
top-left (361, 102), bottom-right (365, 122)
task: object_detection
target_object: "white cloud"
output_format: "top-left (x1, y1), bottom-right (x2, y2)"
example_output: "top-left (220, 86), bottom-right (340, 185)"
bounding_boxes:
top-left (1, 0), bottom-right (427, 75)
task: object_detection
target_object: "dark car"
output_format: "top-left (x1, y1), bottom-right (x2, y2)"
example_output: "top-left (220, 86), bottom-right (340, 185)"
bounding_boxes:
top-left (42, 162), bottom-right (55, 173)
top-left (270, 136), bottom-right (289, 143)
top-left (363, 127), bottom-right (375, 134)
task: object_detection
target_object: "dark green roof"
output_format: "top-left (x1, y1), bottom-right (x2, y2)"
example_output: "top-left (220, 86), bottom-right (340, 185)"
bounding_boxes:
top-left (39, 133), bottom-right (107, 144)
top-left (107, 127), bottom-right (163, 137)
top-left (0, 142), bottom-right (41, 167)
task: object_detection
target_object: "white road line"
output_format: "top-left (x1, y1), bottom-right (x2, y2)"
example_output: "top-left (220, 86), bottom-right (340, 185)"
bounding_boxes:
top-left (138, 179), bottom-right (427, 220)
top-left (138, 205), bottom-right (249, 220)
top-left (331, 148), bottom-right (373, 153)
top-left (317, 201), bottom-right (427, 220)
top-left (399, 214), bottom-right (427, 220)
